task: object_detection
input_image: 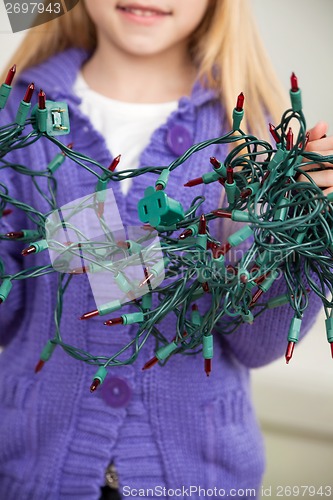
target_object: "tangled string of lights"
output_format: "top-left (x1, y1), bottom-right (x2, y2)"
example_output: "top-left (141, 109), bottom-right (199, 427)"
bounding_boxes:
top-left (1, 65), bottom-right (333, 392)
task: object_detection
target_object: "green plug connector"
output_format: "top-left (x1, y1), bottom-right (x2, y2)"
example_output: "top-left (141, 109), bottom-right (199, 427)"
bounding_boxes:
top-left (290, 89), bottom-right (302, 112)
top-left (325, 318), bottom-right (333, 343)
top-left (98, 299), bottom-right (122, 316)
top-left (0, 83), bottom-right (11, 110)
top-left (142, 292), bottom-right (152, 311)
top-left (325, 319), bottom-right (333, 357)
top-left (288, 317), bottom-right (302, 343)
top-left (266, 293), bottom-right (290, 309)
top-left (121, 312), bottom-right (144, 325)
top-left (114, 271), bottom-right (134, 297)
top-left (36, 108), bottom-right (47, 132)
top-left (34, 340), bottom-right (57, 373)
top-left (200, 164), bottom-right (227, 185)
top-left (47, 153), bottom-right (67, 174)
top-left (267, 148), bottom-right (287, 171)
top-left (155, 340), bottom-right (179, 361)
top-left (0, 279), bottom-right (12, 303)
top-left (23, 239), bottom-right (48, 255)
top-left (225, 181), bottom-right (238, 205)
top-left (138, 186), bottom-right (184, 227)
top-left (39, 340), bottom-right (57, 362)
top-left (241, 310), bottom-right (254, 324)
top-left (155, 169), bottom-right (170, 190)
top-left (96, 177), bottom-right (108, 191)
top-left (87, 261), bottom-right (114, 273)
top-left (148, 257), bottom-right (170, 281)
top-left (274, 197), bottom-right (289, 221)
top-left (126, 240), bottom-right (142, 255)
top-left (31, 239), bottom-right (48, 253)
top-left (326, 192), bottom-right (333, 203)
top-left (231, 210), bottom-right (251, 222)
top-left (15, 100), bottom-right (31, 126)
top-left (196, 233), bottom-right (207, 250)
top-left (211, 253), bottom-right (225, 274)
top-left (242, 182), bottom-right (261, 197)
top-left (259, 269), bottom-right (280, 293)
top-left (90, 366), bottom-right (108, 392)
top-left (255, 249), bottom-right (276, 267)
top-left (203, 335), bottom-right (213, 359)
top-left (155, 223), bottom-right (178, 232)
top-left (228, 225), bottom-right (253, 247)
top-left (232, 109), bottom-right (244, 131)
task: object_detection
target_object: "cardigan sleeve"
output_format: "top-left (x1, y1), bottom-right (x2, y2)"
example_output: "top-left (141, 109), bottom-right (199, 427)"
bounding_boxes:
top-left (218, 258), bottom-right (323, 368)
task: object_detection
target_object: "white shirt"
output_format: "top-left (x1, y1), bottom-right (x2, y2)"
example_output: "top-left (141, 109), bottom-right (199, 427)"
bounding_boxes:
top-left (73, 72), bottom-right (178, 194)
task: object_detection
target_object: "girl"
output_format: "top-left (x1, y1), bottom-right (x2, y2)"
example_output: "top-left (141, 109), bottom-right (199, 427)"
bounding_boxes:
top-left (0, 1), bottom-right (332, 499)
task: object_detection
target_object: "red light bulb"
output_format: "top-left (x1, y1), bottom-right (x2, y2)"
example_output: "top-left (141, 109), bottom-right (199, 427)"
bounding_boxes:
top-left (236, 92), bottom-right (244, 112)
top-left (23, 82), bottom-right (34, 103)
top-left (38, 89), bottom-right (46, 110)
top-left (142, 356), bottom-right (159, 371)
top-left (286, 127), bottom-right (294, 151)
top-left (210, 157), bottom-right (221, 170)
top-left (226, 167), bottom-right (234, 184)
top-left (184, 176), bottom-right (203, 188)
top-left (5, 64), bottom-right (16, 86)
top-left (198, 214), bottom-right (206, 235)
top-left (34, 359), bottom-right (45, 373)
top-left (285, 341), bottom-right (295, 364)
top-left (204, 358), bottom-right (212, 377)
top-left (21, 245), bottom-right (36, 256)
top-left (80, 309), bottom-right (99, 320)
top-left (90, 378), bottom-right (101, 392)
top-left (5, 231), bottom-right (24, 239)
top-left (108, 154), bottom-right (121, 172)
top-left (178, 228), bottom-right (193, 240)
top-left (104, 317), bottom-right (124, 326)
top-left (212, 209), bottom-right (232, 219)
top-left (290, 72), bottom-right (299, 92)
top-left (269, 123), bottom-right (281, 144)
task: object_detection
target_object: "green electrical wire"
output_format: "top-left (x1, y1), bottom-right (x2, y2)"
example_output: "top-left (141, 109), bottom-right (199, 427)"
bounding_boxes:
top-left (1, 76), bottom-right (333, 386)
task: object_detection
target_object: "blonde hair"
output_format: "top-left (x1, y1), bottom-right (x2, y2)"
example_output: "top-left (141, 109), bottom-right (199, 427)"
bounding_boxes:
top-left (2, 0), bottom-right (287, 136)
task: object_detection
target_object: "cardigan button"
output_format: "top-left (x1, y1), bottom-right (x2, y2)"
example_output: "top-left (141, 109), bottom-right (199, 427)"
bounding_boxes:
top-left (100, 376), bottom-right (132, 408)
top-left (167, 124), bottom-right (193, 156)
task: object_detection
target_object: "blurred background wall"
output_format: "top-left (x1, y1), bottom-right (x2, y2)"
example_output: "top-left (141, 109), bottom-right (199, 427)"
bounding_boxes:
top-left (0, 1), bottom-right (333, 497)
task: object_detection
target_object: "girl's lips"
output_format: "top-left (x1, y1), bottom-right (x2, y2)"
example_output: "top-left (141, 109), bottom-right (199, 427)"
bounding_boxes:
top-left (116, 3), bottom-right (172, 24)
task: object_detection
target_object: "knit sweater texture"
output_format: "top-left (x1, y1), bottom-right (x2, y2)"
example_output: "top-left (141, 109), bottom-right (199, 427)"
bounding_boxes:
top-left (0, 48), bottom-right (321, 499)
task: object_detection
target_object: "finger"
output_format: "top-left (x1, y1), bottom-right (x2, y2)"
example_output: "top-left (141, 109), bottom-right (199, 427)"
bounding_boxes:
top-left (307, 121), bottom-right (328, 142)
top-left (323, 187), bottom-right (333, 196)
top-left (299, 162), bottom-right (333, 172)
top-left (297, 169), bottom-right (333, 187)
top-left (306, 138), bottom-right (333, 153)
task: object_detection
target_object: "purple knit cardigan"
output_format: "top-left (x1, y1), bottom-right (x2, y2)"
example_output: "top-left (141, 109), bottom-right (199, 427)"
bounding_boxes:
top-left (0, 48), bottom-right (321, 499)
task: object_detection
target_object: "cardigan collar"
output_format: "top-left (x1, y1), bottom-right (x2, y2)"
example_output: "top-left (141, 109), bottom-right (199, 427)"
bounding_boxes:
top-left (17, 47), bottom-right (219, 111)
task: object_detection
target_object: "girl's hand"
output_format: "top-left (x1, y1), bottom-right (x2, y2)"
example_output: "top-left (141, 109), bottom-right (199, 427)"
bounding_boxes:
top-left (298, 121), bottom-right (333, 195)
